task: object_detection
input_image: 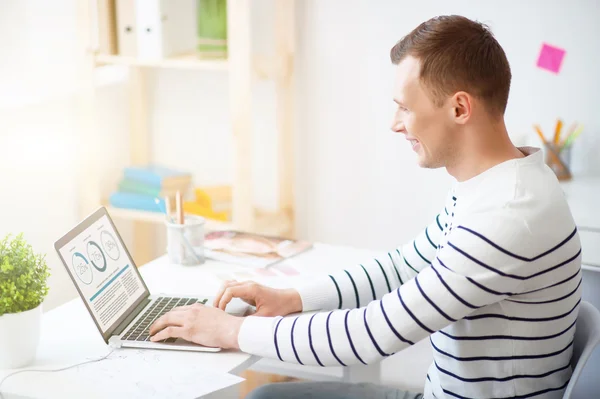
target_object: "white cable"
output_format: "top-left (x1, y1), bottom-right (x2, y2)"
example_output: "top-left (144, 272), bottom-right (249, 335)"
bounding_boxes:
top-left (0, 349), bottom-right (115, 399)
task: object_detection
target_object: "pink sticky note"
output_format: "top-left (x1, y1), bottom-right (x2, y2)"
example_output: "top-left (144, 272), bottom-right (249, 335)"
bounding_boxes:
top-left (536, 43), bottom-right (566, 74)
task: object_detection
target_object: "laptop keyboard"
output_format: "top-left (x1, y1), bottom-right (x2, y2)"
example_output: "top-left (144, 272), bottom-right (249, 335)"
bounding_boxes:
top-left (122, 297), bottom-right (208, 343)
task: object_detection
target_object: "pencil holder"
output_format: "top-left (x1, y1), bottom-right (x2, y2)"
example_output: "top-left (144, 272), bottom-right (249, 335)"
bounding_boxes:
top-left (165, 215), bottom-right (206, 266)
top-left (544, 143), bottom-right (572, 181)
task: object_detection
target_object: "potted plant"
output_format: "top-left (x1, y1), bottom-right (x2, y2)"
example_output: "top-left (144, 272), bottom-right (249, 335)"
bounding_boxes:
top-left (0, 233), bottom-right (50, 369)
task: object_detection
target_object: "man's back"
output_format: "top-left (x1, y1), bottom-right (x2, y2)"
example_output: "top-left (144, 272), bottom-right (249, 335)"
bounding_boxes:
top-left (427, 147), bottom-right (581, 398)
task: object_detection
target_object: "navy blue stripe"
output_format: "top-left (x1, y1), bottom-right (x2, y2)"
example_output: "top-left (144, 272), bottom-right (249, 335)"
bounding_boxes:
top-left (465, 298), bottom-right (580, 322)
top-left (521, 269), bottom-right (581, 295)
top-left (444, 207), bottom-right (449, 215)
top-left (344, 311), bottom-right (367, 365)
top-left (435, 360), bottom-right (570, 383)
top-left (274, 317), bottom-right (284, 361)
top-left (363, 308), bottom-right (390, 357)
top-left (380, 300), bottom-right (414, 345)
top-left (508, 278), bottom-right (582, 304)
top-left (452, 195), bottom-right (457, 201)
top-left (436, 214), bottom-right (443, 231)
top-left (329, 275), bottom-right (342, 309)
top-left (448, 242), bottom-right (581, 280)
top-left (415, 275), bottom-right (456, 322)
top-left (397, 289), bottom-right (434, 333)
top-left (430, 336), bottom-right (574, 361)
top-left (375, 259), bottom-right (392, 292)
top-left (388, 252), bottom-right (404, 285)
top-left (360, 264), bottom-right (376, 301)
top-left (439, 318), bottom-right (576, 341)
top-left (425, 226), bottom-right (438, 249)
top-left (326, 312), bottom-right (346, 366)
top-left (437, 258), bottom-right (517, 296)
top-left (457, 225), bottom-right (577, 261)
top-left (308, 314), bottom-right (324, 367)
top-left (427, 374), bottom-right (431, 382)
top-left (290, 317), bottom-right (303, 365)
top-left (344, 270), bottom-right (360, 308)
top-left (443, 379), bottom-right (569, 399)
top-left (414, 241), bottom-right (431, 264)
top-left (430, 264), bottom-right (480, 309)
top-left (401, 250), bottom-right (419, 273)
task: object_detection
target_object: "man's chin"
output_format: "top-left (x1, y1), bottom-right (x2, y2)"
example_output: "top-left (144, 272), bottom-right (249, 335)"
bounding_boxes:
top-left (417, 156), bottom-right (442, 169)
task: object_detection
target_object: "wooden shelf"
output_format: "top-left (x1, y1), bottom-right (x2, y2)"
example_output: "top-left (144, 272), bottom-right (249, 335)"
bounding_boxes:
top-left (106, 206), bottom-right (233, 231)
top-left (95, 52), bottom-right (229, 71)
top-left (106, 206), bottom-right (291, 237)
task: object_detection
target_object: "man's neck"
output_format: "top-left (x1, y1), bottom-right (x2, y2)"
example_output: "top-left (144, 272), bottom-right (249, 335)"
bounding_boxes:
top-left (447, 120), bottom-right (524, 182)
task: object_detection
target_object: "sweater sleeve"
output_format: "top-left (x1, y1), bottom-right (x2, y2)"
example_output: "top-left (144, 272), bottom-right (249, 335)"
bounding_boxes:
top-left (295, 205), bottom-right (451, 312)
top-left (238, 211), bottom-right (534, 366)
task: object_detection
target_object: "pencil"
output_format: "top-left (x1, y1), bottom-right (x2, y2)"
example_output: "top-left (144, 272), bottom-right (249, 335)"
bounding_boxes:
top-left (553, 119), bottom-right (563, 144)
top-left (165, 196), bottom-right (172, 222)
top-left (175, 191), bottom-right (184, 224)
top-left (563, 124), bottom-right (584, 149)
top-left (533, 124), bottom-right (547, 144)
top-left (561, 122), bottom-right (578, 147)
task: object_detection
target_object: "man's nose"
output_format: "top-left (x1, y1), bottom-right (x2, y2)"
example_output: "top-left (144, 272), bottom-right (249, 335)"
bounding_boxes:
top-left (391, 120), bottom-right (406, 134)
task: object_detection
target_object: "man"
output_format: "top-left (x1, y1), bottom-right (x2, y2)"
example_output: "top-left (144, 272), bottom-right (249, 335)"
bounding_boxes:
top-left (150, 15), bottom-right (581, 399)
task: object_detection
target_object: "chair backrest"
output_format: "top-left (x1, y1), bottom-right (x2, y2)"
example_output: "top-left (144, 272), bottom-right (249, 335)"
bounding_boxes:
top-left (563, 301), bottom-right (600, 398)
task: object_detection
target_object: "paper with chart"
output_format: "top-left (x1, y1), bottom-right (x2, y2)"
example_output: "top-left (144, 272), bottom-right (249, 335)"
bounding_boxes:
top-left (3, 349), bottom-right (245, 399)
top-left (57, 214), bottom-right (147, 332)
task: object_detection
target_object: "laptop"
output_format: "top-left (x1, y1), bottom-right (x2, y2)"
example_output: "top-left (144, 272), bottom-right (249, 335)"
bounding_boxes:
top-left (54, 206), bottom-right (248, 352)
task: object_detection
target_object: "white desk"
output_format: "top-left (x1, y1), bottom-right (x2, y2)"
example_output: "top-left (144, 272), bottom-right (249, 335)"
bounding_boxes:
top-left (0, 244), bottom-right (383, 399)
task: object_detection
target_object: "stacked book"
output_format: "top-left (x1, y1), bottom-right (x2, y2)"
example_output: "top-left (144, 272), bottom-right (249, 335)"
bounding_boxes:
top-left (109, 165), bottom-right (192, 213)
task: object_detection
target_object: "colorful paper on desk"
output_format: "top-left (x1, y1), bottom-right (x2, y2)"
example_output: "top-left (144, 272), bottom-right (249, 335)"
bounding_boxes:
top-left (536, 43), bottom-right (566, 74)
top-left (204, 230), bottom-right (313, 268)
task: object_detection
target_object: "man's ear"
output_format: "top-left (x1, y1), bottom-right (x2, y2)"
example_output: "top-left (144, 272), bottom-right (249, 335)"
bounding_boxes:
top-left (450, 91), bottom-right (472, 124)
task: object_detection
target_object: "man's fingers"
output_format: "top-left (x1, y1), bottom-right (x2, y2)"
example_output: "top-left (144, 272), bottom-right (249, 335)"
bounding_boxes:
top-left (149, 311), bottom-right (186, 336)
top-left (218, 284), bottom-right (255, 311)
top-left (150, 326), bottom-right (185, 342)
top-left (213, 280), bottom-right (241, 307)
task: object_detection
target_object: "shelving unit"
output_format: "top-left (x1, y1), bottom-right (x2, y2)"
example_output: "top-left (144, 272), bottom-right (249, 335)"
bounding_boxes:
top-left (77, 0), bottom-right (296, 265)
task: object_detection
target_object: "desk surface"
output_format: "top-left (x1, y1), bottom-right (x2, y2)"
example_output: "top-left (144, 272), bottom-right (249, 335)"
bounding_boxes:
top-left (0, 244), bottom-right (380, 399)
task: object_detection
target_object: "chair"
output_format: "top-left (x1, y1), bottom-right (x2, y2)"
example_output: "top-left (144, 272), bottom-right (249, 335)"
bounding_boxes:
top-left (563, 301), bottom-right (600, 398)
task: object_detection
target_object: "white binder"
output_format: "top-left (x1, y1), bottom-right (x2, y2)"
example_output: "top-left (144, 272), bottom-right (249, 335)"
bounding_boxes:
top-left (116, 0), bottom-right (196, 59)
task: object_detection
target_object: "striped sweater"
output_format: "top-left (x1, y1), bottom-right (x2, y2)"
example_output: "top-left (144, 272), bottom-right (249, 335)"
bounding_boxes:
top-left (238, 147), bottom-right (582, 399)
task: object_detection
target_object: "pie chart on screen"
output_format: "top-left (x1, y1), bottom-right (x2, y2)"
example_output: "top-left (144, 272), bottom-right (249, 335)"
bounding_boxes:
top-left (72, 252), bottom-right (93, 285)
top-left (87, 241), bottom-right (107, 272)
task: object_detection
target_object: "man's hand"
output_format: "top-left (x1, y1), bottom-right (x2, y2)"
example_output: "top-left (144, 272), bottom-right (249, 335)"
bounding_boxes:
top-left (213, 280), bottom-right (302, 317)
top-left (149, 303), bottom-right (243, 349)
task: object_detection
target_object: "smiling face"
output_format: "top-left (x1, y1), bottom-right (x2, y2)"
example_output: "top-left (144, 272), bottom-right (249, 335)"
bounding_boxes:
top-left (391, 56), bottom-right (459, 169)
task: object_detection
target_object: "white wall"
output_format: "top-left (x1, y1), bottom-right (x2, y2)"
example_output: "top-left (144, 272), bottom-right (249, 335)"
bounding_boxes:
top-left (0, 0), bottom-right (131, 311)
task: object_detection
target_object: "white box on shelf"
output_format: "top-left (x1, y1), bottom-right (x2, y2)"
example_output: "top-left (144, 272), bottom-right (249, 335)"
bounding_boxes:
top-left (115, 0), bottom-right (197, 59)
top-left (115, 0), bottom-right (137, 56)
top-left (136, 0), bottom-right (197, 60)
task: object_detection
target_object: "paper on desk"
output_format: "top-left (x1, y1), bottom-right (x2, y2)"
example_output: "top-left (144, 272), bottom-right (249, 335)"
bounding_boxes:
top-left (2, 349), bottom-right (244, 399)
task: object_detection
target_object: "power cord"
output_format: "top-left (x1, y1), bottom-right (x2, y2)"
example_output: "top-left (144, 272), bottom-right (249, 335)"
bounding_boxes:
top-left (0, 349), bottom-right (115, 399)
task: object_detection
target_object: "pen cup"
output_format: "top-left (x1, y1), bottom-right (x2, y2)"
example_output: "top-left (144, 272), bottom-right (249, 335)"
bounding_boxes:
top-left (165, 215), bottom-right (206, 266)
top-left (544, 143), bottom-right (572, 181)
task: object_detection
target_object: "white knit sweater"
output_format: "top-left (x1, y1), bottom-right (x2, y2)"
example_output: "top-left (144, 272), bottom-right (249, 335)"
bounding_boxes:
top-left (238, 147), bottom-right (582, 399)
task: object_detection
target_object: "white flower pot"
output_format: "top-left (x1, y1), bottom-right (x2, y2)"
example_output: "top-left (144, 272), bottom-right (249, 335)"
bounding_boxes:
top-left (0, 304), bottom-right (42, 369)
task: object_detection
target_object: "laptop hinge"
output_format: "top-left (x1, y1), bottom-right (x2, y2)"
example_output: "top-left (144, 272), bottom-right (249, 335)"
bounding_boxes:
top-left (112, 298), bottom-right (151, 337)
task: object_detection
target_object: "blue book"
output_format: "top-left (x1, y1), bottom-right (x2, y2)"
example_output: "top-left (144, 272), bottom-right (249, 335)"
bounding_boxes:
top-left (109, 192), bottom-right (165, 213)
top-left (123, 165), bottom-right (191, 189)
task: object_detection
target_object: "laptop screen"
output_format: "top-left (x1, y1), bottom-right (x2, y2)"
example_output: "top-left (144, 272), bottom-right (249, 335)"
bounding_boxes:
top-left (57, 213), bottom-right (148, 334)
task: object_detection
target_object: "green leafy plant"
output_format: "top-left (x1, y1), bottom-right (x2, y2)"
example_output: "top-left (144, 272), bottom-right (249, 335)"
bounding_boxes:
top-left (0, 234), bottom-right (50, 316)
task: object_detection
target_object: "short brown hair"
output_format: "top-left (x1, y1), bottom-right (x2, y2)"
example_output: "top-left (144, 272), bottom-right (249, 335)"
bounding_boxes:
top-left (390, 15), bottom-right (511, 116)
